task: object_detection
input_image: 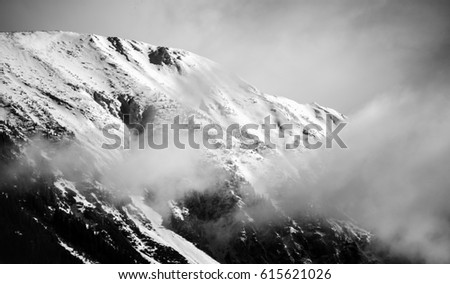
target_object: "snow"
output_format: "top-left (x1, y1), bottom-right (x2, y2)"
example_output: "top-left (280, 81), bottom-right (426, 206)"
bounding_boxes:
top-left (54, 178), bottom-right (95, 213)
top-left (131, 196), bottom-right (218, 264)
top-left (168, 201), bottom-right (189, 221)
top-left (58, 238), bottom-right (95, 264)
top-left (0, 31), bottom-right (348, 263)
top-left (0, 108), bottom-right (7, 121)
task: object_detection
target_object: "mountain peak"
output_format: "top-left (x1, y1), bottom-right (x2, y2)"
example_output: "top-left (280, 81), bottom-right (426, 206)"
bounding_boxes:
top-left (0, 31), bottom-right (369, 264)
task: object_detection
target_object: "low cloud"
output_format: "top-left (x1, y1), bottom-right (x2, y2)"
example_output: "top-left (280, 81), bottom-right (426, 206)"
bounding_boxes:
top-left (254, 85), bottom-right (450, 263)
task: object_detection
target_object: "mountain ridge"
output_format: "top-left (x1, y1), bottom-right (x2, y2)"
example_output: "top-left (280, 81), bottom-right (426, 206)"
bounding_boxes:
top-left (0, 31), bottom-right (376, 263)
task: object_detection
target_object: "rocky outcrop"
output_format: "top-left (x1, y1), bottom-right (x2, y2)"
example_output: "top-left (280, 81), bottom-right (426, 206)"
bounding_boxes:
top-left (164, 178), bottom-right (375, 264)
top-left (148, 46), bottom-right (183, 73)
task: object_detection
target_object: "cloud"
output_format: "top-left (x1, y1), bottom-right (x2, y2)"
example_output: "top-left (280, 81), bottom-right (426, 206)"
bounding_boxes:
top-left (255, 84), bottom-right (450, 262)
top-left (100, 127), bottom-right (228, 214)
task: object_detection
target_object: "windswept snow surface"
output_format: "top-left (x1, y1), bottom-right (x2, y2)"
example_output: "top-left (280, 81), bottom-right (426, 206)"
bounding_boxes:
top-left (131, 196), bottom-right (218, 264)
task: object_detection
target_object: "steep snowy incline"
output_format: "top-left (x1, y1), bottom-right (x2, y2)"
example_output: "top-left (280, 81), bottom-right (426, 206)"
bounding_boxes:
top-left (0, 31), bottom-right (344, 187)
top-left (0, 31), bottom-right (370, 264)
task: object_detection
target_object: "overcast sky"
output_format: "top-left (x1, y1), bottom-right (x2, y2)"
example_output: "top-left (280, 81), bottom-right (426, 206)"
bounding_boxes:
top-left (1, 0), bottom-right (449, 113)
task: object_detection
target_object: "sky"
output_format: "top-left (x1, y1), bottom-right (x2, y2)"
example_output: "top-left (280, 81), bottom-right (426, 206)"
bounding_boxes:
top-left (1, 0), bottom-right (449, 113)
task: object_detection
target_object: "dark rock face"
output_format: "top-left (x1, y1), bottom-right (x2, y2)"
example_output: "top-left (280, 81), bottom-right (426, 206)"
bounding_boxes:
top-left (0, 125), bottom-right (188, 264)
top-left (164, 178), bottom-right (376, 264)
top-left (117, 95), bottom-right (141, 127)
top-left (92, 91), bottom-right (120, 117)
top-left (117, 95), bottom-right (156, 132)
top-left (107, 37), bottom-right (130, 61)
top-left (0, 123), bottom-right (21, 160)
top-left (148, 47), bottom-right (182, 73)
top-left (0, 178), bottom-right (188, 263)
top-left (148, 47), bottom-right (174, 66)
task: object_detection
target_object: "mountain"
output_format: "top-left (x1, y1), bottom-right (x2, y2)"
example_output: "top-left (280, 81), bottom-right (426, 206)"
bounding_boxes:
top-left (0, 31), bottom-right (375, 263)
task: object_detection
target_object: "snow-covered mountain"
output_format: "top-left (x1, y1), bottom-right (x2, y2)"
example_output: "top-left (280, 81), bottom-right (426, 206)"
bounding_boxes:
top-left (0, 31), bottom-right (375, 263)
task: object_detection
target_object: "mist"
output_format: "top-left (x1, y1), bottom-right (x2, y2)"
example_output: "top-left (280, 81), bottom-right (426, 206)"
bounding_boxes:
top-left (99, 128), bottom-right (229, 214)
top-left (253, 83), bottom-right (450, 262)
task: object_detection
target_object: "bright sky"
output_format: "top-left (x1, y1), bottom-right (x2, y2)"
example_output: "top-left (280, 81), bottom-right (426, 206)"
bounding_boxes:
top-left (1, 0), bottom-right (449, 113)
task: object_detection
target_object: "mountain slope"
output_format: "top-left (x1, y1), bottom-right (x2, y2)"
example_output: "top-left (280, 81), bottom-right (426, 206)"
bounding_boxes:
top-left (0, 31), bottom-right (372, 263)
